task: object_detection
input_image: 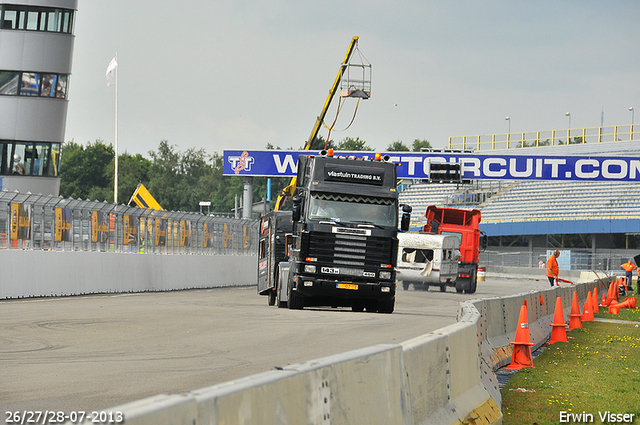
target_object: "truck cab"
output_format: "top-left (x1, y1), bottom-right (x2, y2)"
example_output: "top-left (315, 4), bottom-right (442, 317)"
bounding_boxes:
top-left (423, 206), bottom-right (486, 294)
top-left (258, 151), bottom-right (410, 313)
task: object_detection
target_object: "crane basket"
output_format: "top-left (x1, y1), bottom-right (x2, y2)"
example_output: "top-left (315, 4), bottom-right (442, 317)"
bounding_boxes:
top-left (339, 48), bottom-right (371, 99)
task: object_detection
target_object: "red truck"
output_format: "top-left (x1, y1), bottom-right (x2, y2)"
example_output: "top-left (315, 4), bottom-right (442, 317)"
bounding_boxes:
top-left (422, 206), bottom-right (487, 293)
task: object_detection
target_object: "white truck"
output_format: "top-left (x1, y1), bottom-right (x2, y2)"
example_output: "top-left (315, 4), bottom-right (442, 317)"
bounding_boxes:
top-left (396, 233), bottom-right (460, 292)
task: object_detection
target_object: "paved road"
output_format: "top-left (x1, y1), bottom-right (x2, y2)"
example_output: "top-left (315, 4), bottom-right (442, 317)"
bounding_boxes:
top-left (0, 276), bottom-right (549, 415)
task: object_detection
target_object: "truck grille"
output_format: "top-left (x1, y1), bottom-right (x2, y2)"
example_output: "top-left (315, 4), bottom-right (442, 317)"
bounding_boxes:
top-left (307, 231), bottom-right (393, 267)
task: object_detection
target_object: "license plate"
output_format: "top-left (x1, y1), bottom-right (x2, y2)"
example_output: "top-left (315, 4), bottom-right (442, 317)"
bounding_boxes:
top-left (336, 283), bottom-right (359, 290)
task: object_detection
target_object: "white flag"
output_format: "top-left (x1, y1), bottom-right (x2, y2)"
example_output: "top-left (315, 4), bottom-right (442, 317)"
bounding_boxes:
top-left (106, 57), bottom-right (118, 87)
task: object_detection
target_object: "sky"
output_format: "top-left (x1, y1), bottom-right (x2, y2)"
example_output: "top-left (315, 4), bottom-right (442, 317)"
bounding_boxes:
top-left (65, 1), bottom-right (640, 158)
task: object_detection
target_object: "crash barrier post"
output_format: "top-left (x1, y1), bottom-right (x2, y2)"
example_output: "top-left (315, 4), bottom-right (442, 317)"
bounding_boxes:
top-left (65, 279), bottom-right (607, 425)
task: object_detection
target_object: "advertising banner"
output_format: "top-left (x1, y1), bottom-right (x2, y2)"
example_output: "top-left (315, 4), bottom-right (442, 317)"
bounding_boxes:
top-left (10, 203), bottom-right (31, 240)
top-left (223, 150), bottom-right (640, 182)
top-left (180, 220), bottom-right (191, 247)
top-left (243, 225), bottom-right (251, 249)
top-left (123, 215), bottom-right (139, 245)
top-left (204, 222), bottom-right (214, 248)
top-left (223, 224), bottom-right (233, 249)
top-left (155, 218), bottom-right (167, 246)
top-left (55, 207), bottom-right (72, 242)
top-left (91, 211), bottom-right (109, 243)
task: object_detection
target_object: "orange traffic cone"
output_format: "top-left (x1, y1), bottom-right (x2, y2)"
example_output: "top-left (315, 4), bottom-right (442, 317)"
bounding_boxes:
top-left (568, 291), bottom-right (583, 330)
top-left (604, 282), bottom-right (615, 307)
top-left (592, 288), bottom-right (599, 313)
top-left (582, 292), bottom-right (594, 322)
top-left (505, 303), bottom-right (535, 369)
top-left (548, 297), bottom-right (568, 344)
top-left (609, 297), bottom-right (637, 315)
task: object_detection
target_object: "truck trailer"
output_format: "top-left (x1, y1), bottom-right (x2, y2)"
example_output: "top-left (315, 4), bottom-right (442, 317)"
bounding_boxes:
top-left (257, 150), bottom-right (411, 313)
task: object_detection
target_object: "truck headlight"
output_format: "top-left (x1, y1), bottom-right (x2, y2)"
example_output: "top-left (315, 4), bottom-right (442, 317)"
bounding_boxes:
top-left (304, 265), bottom-right (317, 273)
top-left (379, 271), bottom-right (391, 279)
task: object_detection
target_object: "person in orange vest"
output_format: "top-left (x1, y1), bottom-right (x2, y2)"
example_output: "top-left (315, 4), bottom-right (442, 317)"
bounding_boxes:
top-left (621, 259), bottom-right (637, 291)
top-left (547, 250), bottom-right (560, 287)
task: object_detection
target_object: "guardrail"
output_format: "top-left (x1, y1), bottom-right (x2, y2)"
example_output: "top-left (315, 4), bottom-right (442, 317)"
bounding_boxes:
top-left (449, 124), bottom-right (637, 151)
top-left (0, 191), bottom-right (257, 255)
top-left (66, 277), bottom-right (606, 425)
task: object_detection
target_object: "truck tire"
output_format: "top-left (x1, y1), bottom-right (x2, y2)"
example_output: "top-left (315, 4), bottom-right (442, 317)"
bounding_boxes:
top-left (287, 282), bottom-right (304, 310)
top-left (378, 298), bottom-right (394, 314)
top-left (439, 284), bottom-right (446, 292)
top-left (268, 289), bottom-right (276, 306)
top-left (465, 271), bottom-right (477, 294)
top-left (455, 281), bottom-right (464, 293)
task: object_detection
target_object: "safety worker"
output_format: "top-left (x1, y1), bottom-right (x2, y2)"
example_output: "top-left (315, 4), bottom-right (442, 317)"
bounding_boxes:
top-left (547, 250), bottom-right (560, 287)
top-left (621, 259), bottom-right (637, 291)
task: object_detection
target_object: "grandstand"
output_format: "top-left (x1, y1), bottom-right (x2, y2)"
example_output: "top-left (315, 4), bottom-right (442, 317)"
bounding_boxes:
top-left (398, 139), bottom-right (640, 270)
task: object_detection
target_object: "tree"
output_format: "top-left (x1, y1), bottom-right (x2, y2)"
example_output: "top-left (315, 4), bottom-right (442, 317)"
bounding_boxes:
top-left (147, 140), bottom-right (216, 212)
top-left (412, 139), bottom-right (432, 152)
top-left (386, 141), bottom-right (410, 151)
top-left (115, 152), bottom-right (152, 204)
top-left (60, 139), bottom-right (114, 201)
top-left (337, 137), bottom-right (373, 151)
top-left (301, 135), bottom-right (337, 151)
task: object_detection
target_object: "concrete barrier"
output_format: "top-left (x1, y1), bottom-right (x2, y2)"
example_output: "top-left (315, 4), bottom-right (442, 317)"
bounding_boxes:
top-left (65, 278), bottom-right (609, 425)
top-left (0, 251), bottom-right (258, 299)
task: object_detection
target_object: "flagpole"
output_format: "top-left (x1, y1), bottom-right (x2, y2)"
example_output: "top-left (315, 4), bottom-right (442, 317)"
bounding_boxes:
top-left (114, 52), bottom-right (119, 205)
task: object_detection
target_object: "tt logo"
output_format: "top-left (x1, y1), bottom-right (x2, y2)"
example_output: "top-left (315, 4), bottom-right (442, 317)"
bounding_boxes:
top-left (228, 151), bottom-right (255, 174)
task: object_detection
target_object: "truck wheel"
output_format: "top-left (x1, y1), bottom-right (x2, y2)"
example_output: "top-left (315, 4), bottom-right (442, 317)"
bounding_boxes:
top-left (455, 281), bottom-right (464, 294)
top-left (465, 271), bottom-right (477, 294)
top-left (378, 298), bottom-right (394, 314)
top-left (268, 289), bottom-right (276, 306)
top-left (287, 284), bottom-right (304, 310)
top-left (439, 284), bottom-right (446, 292)
top-left (401, 281), bottom-right (410, 290)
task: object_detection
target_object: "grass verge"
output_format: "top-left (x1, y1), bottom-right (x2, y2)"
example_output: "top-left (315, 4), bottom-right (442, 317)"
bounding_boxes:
top-left (501, 291), bottom-right (640, 425)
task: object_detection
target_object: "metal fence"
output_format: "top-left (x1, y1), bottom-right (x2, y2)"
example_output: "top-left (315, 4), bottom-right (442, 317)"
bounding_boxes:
top-left (480, 248), bottom-right (636, 274)
top-left (0, 191), bottom-right (258, 255)
top-left (448, 124), bottom-right (638, 151)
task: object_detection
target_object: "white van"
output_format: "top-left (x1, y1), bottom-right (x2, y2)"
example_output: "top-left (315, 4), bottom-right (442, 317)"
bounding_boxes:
top-left (396, 233), bottom-right (460, 292)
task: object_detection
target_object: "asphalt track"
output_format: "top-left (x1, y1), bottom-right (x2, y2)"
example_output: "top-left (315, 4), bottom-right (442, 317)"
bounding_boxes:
top-left (0, 276), bottom-right (550, 415)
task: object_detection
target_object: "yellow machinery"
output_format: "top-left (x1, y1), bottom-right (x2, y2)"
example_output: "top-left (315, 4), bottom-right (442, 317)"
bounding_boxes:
top-left (128, 183), bottom-right (163, 211)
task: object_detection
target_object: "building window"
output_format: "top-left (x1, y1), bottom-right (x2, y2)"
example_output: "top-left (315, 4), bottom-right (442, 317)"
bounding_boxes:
top-left (1, 4), bottom-right (74, 34)
top-left (0, 71), bottom-right (20, 95)
top-left (55, 75), bottom-right (68, 98)
top-left (21, 72), bottom-right (40, 96)
top-left (0, 141), bottom-right (60, 177)
top-left (0, 70), bottom-right (69, 99)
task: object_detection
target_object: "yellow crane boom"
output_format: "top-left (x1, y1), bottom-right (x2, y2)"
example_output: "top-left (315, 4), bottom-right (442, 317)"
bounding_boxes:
top-left (274, 36), bottom-right (361, 211)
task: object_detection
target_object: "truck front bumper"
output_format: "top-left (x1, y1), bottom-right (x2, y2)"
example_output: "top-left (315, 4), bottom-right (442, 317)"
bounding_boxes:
top-left (292, 276), bottom-right (395, 301)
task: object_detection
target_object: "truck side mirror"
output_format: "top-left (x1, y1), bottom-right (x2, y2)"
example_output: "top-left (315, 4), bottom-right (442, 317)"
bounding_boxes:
top-left (402, 204), bottom-right (412, 213)
top-left (400, 212), bottom-right (411, 232)
top-left (480, 232), bottom-right (488, 251)
top-left (292, 196), bottom-right (302, 221)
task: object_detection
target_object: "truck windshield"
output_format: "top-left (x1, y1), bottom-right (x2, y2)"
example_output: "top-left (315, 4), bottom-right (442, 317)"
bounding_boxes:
top-left (308, 193), bottom-right (397, 227)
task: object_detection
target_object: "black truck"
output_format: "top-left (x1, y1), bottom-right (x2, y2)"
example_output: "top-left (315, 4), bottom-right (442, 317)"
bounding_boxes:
top-left (257, 151), bottom-right (411, 313)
